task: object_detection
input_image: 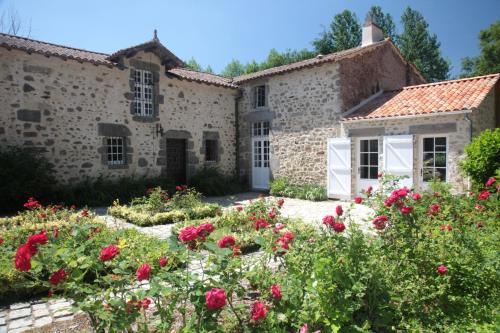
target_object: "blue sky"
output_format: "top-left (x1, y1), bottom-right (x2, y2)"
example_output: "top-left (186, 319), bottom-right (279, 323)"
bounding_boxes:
top-left (1, 0), bottom-right (499, 78)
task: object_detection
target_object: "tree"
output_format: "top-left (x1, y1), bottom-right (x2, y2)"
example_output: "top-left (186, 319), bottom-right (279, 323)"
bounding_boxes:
top-left (245, 60), bottom-right (260, 74)
top-left (460, 21), bottom-right (500, 77)
top-left (397, 7), bottom-right (450, 82)
top-left (367, 6), bottom-right (396, 40)
top-left (313, 10), bottom-right (361, 54)
top-left (0, 6), bottom-right (31, 36)
top-left (205, 65), bottom-right (214, 74)
top-left (221, 59), bottom-right (245, 77)
top-left (185, 58), bottom-right (202, 71)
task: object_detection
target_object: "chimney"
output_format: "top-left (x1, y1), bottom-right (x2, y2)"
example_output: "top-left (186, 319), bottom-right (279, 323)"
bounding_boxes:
top-left (362, 14), bottom-right (384, 46)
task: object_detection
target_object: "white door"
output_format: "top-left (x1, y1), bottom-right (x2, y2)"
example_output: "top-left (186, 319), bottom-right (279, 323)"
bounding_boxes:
top-left (252, 122), bottom-right (270, 190)
top-left (421, 136), bottom-right (448, 190)
top-left (383, 135), bottom-right (413, 188)
top-left (327, 138), bottom-right (351, 199)
top-left (357, 138), bottom-right (380, 194)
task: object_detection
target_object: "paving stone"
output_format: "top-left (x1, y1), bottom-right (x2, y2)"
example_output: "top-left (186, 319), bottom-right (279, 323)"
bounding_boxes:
top-left (54, 314), bottom-right (74, 322)
top-left (8, 308), bottom-right (31, 320)
top-left (49, 301), bottom-right (71, 311)
top-left (33, 308), bottom-right (50, 318)
top-left (7, 316), bottom-right (32, 329)
top-left (31, 303), bottom-right (47, 311)
top-left (34, 316), bottom-right (53, 328)
top-left (53, 309), bottom-right (73, 318)
top-left (9, 303), bottom-right (30, 310)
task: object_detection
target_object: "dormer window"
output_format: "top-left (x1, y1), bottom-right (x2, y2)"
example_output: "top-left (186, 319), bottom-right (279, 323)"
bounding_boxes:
top-left (133, 69), bottom-right (154, 117)
top-left (254, 85), bottom-right (267, 108)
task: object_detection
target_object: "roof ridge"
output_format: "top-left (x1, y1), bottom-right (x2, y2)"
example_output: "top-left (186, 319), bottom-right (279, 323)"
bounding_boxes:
top-left (403, 73), bottom-right (500, 90)
top-left (0, 32), bottom-right (110, 56)
top-left (174, 67), bottom-right (232, 80)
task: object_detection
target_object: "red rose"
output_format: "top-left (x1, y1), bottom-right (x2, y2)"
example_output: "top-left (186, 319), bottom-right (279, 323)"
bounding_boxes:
top-left (48, 268), bottom-right (68, 285)
top-left (272, 223), bottom-right (285, 233)
top-left (428, 203), bottom-right (440, 215)
top-left (159, 257), bottom-right (168, 267)
top-left (175, 185), bottom-right (184, 191)
top-left (271, 284), bottom-right (282, 300)
top-left (178, 226), bottom-right (198, 242)
top-left (47, 290), bottom-right (53, 298)
top-left (205, 288), bottom-right (227, 310)
top-left (335, 205), bottom-right (343, 216)
top-left (23, 197), bottom-right (41, 210)
top-left (254, 218), bottom-right (269, 231)
top-left (277, 198), bottom-right (285, 207)
top-left (354, 196), bottom-right (362, 204)
top-left (15, 244), bottom-right (32, 271)
top-left (396, 188), bottom-right (409, 198)
top-left (0, 237), bottom-right (4, 245)
top-left (70, 204), bottom-right (76, 210)
top-left (196, 223), bottom-right (215, 240)
top-left (412, 193), bottom-right (421, 200)
top-left (322, 215), bottom-right (335, 227)
top-left (478, 190), bottom-right (490, 200)
top-left (485, 177), bottom-right (495, 187)
top-left (141, 298), bottom-right (151, 310)
top-left (232, 245), bottom-right (241, 256)
top-left (218, 235), bottom-right (236, 248)
top-left (372, 215), bottom-right (388, 230)
top-left (437, 265), bottom-right (448, 275)
top-left (251, 301), bottom-right (268, 321)
top-left (27, 232), bottom-right (48, 246)
top-left (474, 203), bottom-right (485, 210)
top-left (276, 237), bottom-right (289, 250)
top-left (399, 206), bottom-right (413, 215)
top-left (268, 208), bottom-right (277, 219)
top-left (99, 245), bottom-right (119, 261)
top-left (136, 263), bottom-right (151, 281)
top-left (80, 209), bottom-right (90, 217)
top-left (332, 223), bottom-right (346, 233)
top-left (282, 231), bottom-right (294, 242)
top-left (366, 185), bottom-right (373, 194)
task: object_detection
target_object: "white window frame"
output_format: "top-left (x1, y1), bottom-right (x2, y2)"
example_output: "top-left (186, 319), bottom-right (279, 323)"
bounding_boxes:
top-left (421, 135), bottom-right (448, 184)
top-left (358, 137), bottom-right (380, 180)
top-left (251, 121), bottom-right (270, 137)
top-left (254, 85), bottom-right (266, 108)
top-left (106, 137), bottom-right (126, 166)
top-left (133, 69), bottom-right (154, 117)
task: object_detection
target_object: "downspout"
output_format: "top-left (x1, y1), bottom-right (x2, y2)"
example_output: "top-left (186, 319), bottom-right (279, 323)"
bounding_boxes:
top-left (234, 89), bottom-right (243, 179)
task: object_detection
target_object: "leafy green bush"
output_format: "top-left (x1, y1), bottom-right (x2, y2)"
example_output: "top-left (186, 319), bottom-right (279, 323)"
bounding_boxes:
top-left (460, 128), bottom-right (500, 185)
top-left (189, 167), bottom-right (248, 196)
top-left (108, 187), bottom-right (221, 226)
top-left (270, 177), bottom-right (327, 201)
top-left (0, 148), bottom-right (56, 213)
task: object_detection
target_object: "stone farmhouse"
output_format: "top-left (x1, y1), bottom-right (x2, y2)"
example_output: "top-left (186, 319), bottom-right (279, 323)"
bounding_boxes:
top-left (0, 19), bottom-right (498, 199)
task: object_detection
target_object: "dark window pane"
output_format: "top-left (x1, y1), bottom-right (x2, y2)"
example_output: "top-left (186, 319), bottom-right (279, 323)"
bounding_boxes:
top-left (360, 153), bottom-right (369, 166)
top-left (369, 153), bottom-right (378, 166)
top-left (423, 168), bottom-right (434, 182)
top-left (360, 166), bottom-right (369, 179)
top-left (435, 168), bottom-right (446, 181)
top-left (423, 153), bottom-right (434, 167)
top-left (370, 140), bottom-right (378, 152)
top-left (424, 138), bottom-right (434, 152)
top-left (361, 140), bottom-right (369, 153)
top-left (369, 167), bottom-right (378, 179)
top-left (435, 153), bottom-right (446, 167)
top-left (205, 140), bottom-right (218, 162)
top-left (435, 137), bottom-right (446, 146)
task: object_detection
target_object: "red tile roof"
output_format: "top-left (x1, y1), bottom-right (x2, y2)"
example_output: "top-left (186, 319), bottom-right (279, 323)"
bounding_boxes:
top-left (167, 68), bottom-right (237, 88)
top-left (343, 74), bottom-right (500, 121)
top-left (0, 32), bottom-right (112, 66)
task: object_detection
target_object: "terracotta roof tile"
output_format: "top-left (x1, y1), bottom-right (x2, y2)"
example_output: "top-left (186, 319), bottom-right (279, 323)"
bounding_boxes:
top-left (344, 74), bottom-right (500, 121)
top-left (0, 32), bottom-right (112, 66)
top-left (167, 68), bottom-right (238, 89)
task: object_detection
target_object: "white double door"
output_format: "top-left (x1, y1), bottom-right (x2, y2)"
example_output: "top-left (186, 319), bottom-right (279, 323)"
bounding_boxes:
top-left (252, 137), bottom-right (270, 190)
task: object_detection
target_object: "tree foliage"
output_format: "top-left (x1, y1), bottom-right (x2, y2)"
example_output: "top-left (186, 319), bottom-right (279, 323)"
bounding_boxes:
top-left (460, 21), bottom-right (500, 78)
top-left (313, 10), bottom-right (361, 54)
top-left (460, 128), bottom-right (500, 185)
top-left (221, 59), bottom-right (246, 77)
top-left (397, 7), bottom-right (450, 82)
top-left (367, 5), bottom-right (396, 40)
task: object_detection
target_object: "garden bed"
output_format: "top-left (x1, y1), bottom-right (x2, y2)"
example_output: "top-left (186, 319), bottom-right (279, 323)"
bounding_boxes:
top-left (269, 177), bottom-right (328, 201)
top-left (107, 186), bottom-right (221, 226)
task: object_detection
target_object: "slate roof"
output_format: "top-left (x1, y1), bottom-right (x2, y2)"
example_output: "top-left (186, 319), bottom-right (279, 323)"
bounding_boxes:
top-left (343, 73), bottom-right (500, 121)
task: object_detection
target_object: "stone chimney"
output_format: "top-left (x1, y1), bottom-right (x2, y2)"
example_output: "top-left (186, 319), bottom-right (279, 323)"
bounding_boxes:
top-left (362, 14), bottom-right (384, 47)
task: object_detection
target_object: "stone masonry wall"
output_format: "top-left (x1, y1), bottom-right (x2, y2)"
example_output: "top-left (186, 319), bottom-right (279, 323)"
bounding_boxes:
top-left (342, 113), bottom-right (473, 196)
top-left (238, 62), bottom-right (342, 187)
top-left (0, 48), bottom-right (237, 184)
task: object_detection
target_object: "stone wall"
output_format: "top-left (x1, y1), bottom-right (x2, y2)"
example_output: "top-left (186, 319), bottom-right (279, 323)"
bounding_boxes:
top-left (0, 48), bottom-right (237, 184)
top-left (238, 62), bottom-right (343, 187)
top-left (342, 113), bottom-right (472, 195)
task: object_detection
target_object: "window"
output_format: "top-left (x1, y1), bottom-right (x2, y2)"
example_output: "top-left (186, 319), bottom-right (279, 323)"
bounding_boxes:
top-left (252, 121), bottom-right (270, 137)
top-left (106, 137), bottom-right (125, 165)
top-left (133, 69), bottom-right (154, 116)
top-left (359, 139), bottom-right (378, 179)
top-left (205, 139), bottom-right (218, 162)
top-left (254, 85), bottom-right (266, 108)
top-left (423, 137), bottom-right (447, 182)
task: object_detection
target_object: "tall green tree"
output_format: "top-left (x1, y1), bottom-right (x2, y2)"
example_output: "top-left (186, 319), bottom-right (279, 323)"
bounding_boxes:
top-left (245, 60), bottom-right (260, 74)
top-left (313, 10), bottom-right (361, 54)
top-left (367, 6), bottom-right (396, 40)
top-left (460, 21), bottom-right (500, 77)
top-left (185, 57), bottom-right (202, 71)
top-left (397, 7), bottom-right (450, 82)
top-left (221, 59), bottom-right (245, 77)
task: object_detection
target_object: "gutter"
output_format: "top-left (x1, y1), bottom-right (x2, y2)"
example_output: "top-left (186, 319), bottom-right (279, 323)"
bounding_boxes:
top-left (342, 109), bottom-right (473, 123)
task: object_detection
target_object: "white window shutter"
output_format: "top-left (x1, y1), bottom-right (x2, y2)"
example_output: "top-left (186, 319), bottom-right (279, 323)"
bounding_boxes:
top-left (383, 135), bottom-right (413, 188)
top-left (327, 138), bottom-right (352, 199)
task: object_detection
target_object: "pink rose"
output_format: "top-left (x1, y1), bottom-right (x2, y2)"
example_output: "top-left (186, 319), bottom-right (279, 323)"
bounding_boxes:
top-left (437, 265), bottom-right (448, 275)
top-left (271, 284), bottom-right (282, 300)
top-left (205, 288), bottom-right (227, 310)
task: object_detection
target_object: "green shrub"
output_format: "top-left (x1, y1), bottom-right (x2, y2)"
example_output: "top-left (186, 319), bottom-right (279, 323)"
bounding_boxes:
top-left (189, 167), bottom-right (248, 196)
top-left (460, 128), bottom-right (500, 186)
top-left (0, 148), bottom-right (56, 213)
top-left (270, 177), bottom-right (327, 201)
